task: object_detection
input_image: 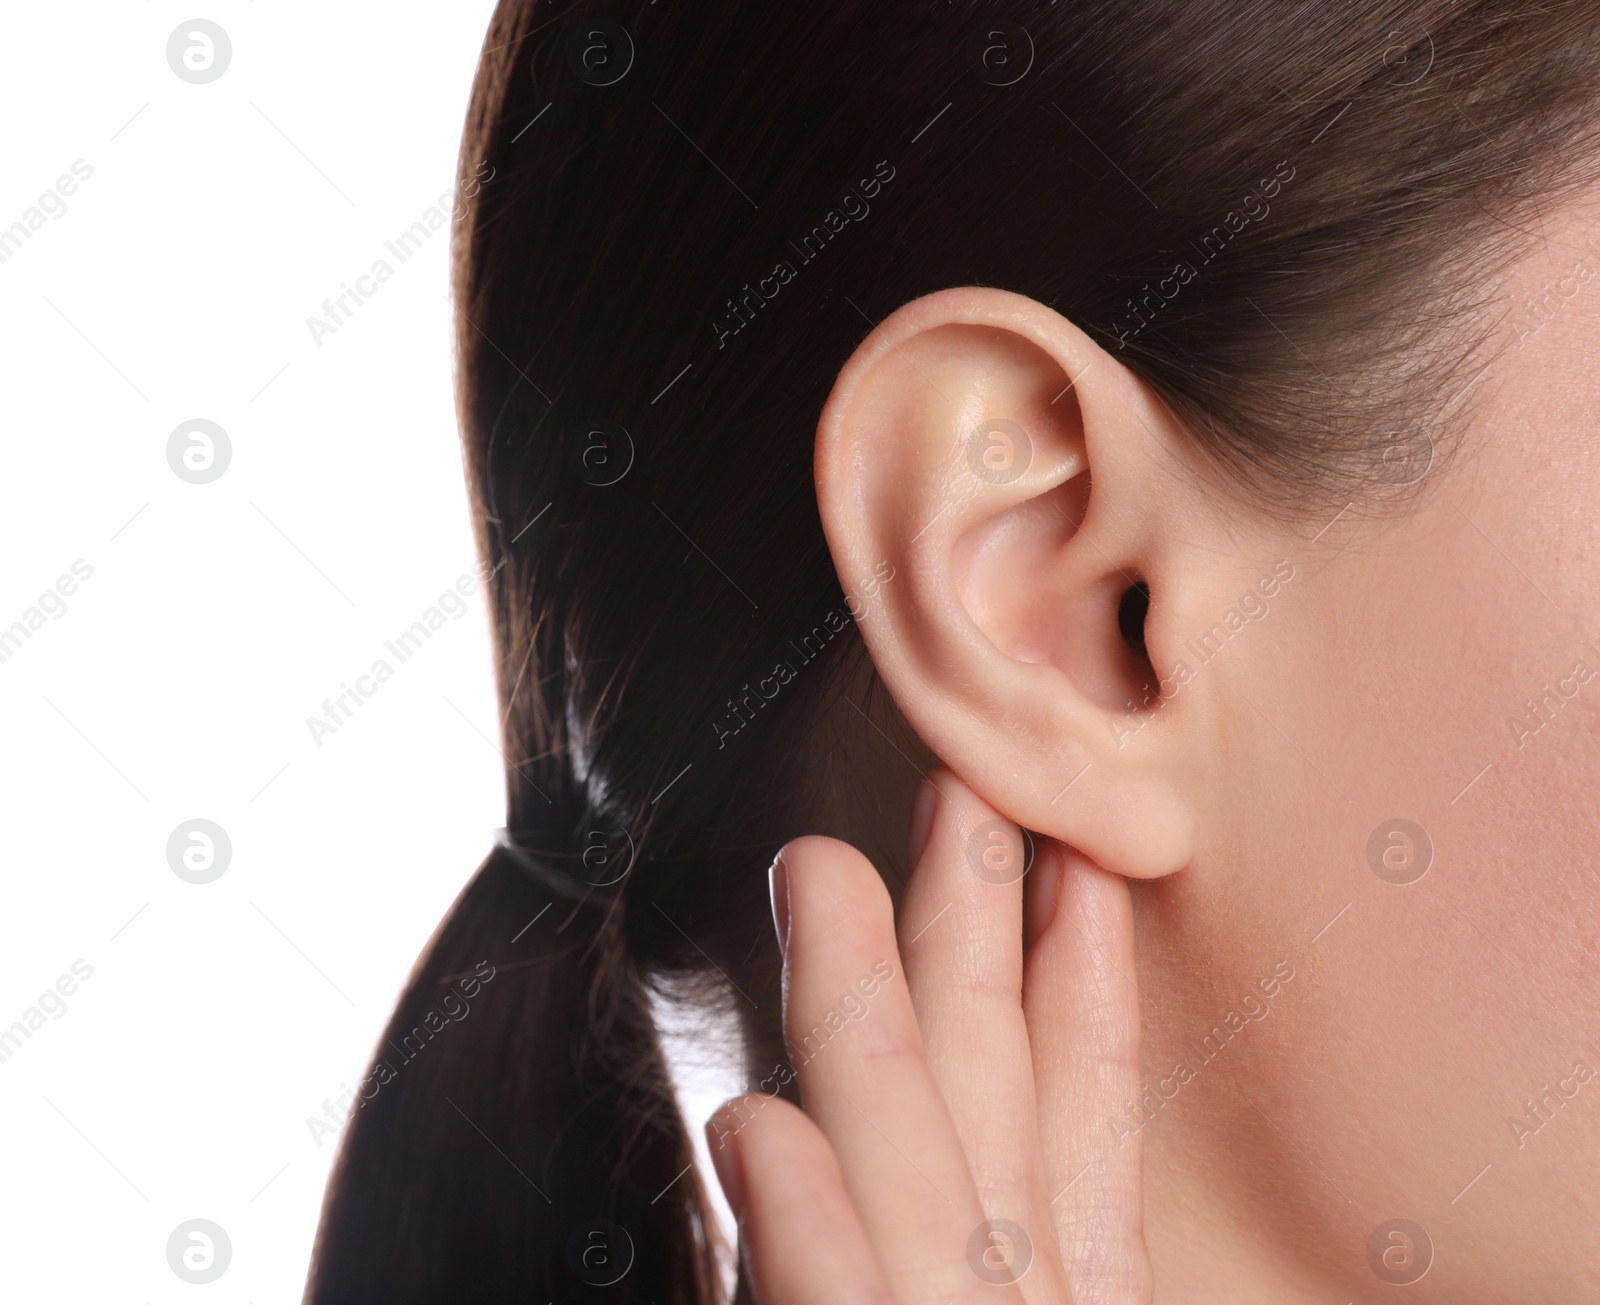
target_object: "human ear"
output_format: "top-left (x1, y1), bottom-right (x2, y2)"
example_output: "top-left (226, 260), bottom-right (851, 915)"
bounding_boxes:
top-left (815, 287), bottom-right (1213, 879)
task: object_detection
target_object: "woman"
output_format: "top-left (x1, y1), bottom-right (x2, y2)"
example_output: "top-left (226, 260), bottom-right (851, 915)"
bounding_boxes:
top-left (305, 2), bottom-right (1600, 1301)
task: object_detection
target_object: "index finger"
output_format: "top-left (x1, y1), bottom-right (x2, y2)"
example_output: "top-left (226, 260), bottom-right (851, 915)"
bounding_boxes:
top-left (1024, 846), bottom-right (1151, 1304)
top-left (776, 834), bottom-right (1025, 1305)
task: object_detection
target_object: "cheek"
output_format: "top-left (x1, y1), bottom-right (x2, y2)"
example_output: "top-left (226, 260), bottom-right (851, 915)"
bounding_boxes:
top-left (1145, 209), bottom-right (1600, 1251)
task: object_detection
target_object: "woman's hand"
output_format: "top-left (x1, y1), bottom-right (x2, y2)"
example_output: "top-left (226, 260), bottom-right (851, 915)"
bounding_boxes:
top-left (705, 767), bottom-right (1151, 1304)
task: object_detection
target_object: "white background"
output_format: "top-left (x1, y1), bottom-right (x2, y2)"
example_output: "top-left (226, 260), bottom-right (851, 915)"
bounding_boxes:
top-left (0, 3), bottom-right (737, 1298)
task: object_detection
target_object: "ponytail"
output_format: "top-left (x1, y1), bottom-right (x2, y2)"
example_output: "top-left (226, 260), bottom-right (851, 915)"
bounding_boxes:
top-left (303, 846), bottom-right (722, 1303)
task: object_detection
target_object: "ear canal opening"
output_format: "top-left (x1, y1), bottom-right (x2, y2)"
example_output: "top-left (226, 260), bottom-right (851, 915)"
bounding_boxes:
top-left (1117, 579), bottom-right (1157, 696)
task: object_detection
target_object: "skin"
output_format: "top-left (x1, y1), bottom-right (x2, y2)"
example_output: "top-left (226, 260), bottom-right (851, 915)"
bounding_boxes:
top-left (706, 185), bottom-right (1600, 1301)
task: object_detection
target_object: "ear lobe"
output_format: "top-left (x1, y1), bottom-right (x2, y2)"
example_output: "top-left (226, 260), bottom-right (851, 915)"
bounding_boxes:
top-left (815, 287), bottom-right (1196, 879)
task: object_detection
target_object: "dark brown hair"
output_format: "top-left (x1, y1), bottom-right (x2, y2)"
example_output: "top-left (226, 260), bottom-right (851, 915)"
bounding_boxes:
top-left (304, 2), bottom-right (1599, 1301)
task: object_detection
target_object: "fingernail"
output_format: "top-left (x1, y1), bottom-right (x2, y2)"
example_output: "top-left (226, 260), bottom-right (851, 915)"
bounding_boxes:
top-left (769, 851), bottom-right (791, 959)
top-left (907, 778), bottom-right (938, 869)
top-left (705, 1103), bottom-right (749, 1220)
